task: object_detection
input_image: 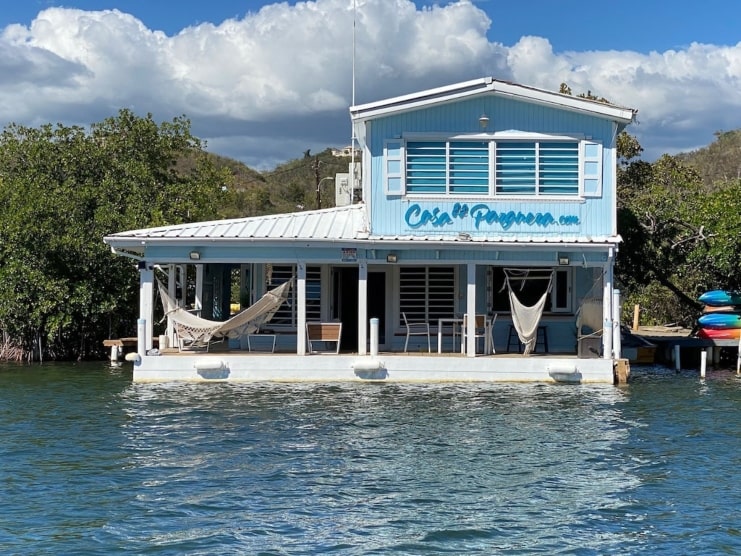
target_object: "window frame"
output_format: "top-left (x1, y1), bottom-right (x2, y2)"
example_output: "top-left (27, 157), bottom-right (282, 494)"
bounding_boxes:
top-left (265, 264), bottom-right (321, 329)
top-left (398, 266), bottom-right (457, 325)
top-left (489, 266), bottom-right (573, 315)
top-left (397, 132), bottom-right (597, 200)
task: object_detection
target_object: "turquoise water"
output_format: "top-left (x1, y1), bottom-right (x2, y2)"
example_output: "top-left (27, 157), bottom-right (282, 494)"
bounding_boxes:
top-left (1, 363), bottom-right (741, 555)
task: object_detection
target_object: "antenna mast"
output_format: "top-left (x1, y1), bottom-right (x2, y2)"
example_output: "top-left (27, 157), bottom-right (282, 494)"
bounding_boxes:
top-left (350, 0), bottom-right (358, 202)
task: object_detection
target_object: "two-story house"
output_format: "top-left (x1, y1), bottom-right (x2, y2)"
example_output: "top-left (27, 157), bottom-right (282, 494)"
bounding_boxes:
top-left (104, 77), bottom-right (636, 383)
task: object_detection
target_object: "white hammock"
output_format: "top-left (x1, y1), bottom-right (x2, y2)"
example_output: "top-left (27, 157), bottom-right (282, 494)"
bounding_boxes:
top-left (158, 278), bottom-right (293, 350)
top-left (505, 270), bottom-right (553, 355)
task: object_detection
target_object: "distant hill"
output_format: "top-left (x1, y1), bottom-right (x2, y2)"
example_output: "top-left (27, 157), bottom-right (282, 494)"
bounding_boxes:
top-left (206, 148), bottom-right (353, 218)
top-left (676, 129), bottom-right (741, 188)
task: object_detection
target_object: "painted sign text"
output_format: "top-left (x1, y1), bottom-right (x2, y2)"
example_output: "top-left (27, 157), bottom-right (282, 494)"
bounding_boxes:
top-left (405, 203), bottom-right (580, 231)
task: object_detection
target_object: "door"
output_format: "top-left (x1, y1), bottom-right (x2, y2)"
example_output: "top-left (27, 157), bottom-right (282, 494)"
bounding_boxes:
top-left (332, 268), bottom-right (387, 352)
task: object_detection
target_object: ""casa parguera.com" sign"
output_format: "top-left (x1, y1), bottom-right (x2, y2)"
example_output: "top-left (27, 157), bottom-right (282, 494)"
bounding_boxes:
top-left (405, 203), bottom-right (580, 231)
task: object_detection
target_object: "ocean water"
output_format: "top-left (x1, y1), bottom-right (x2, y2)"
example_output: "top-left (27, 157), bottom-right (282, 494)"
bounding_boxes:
top-left (1, 362), bottom-right (740, 555)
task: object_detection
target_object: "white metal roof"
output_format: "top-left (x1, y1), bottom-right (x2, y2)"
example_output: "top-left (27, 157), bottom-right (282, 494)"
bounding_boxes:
top-left (105, 203), bottom-right (620, 258)
top-left (104, 204), bottom-right (370, 254)
top-left (350, 77), bottom-right (637, 124)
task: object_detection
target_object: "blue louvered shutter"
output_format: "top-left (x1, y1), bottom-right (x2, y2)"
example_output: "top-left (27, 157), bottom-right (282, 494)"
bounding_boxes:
top-left (582, 140), bottom-right (603, 197)
top-left (384, 140), bottom-right (404, 195)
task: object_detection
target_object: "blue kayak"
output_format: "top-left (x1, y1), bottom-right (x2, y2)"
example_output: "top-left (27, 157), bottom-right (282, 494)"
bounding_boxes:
top-left (697, 312), bottom-right (741, 329)
top-left (698, 290), bottom-right (741, 307)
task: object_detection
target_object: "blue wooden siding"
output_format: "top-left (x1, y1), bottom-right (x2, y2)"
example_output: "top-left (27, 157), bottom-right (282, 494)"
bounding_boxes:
top-left (366, 96), bottom-right (617, 239)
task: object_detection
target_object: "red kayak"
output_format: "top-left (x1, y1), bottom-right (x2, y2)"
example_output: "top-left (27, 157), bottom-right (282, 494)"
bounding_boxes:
top-left (697, 327), bottom-right (741, 340)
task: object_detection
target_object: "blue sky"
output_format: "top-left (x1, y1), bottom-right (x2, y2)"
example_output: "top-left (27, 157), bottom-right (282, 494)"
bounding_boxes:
top-left (1, 0), bottom-right (740, 168)
top-left (7, 0), bottom-right (739, 53)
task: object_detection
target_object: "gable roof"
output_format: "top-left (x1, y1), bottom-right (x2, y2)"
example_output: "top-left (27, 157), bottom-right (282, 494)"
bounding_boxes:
top-left (350, 77), bottom-right (636, 125)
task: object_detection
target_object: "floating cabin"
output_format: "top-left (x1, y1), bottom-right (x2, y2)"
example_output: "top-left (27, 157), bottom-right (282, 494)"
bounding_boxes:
top-left (104, 77), bottom-right (637, 384)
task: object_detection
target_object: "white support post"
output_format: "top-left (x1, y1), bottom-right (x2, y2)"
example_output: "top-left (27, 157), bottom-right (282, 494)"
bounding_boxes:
top-left (167, 265), bottom-right (177, 302)
top-left (602, 258), bottom-right (614, 360)
top-left (358, 262), bottom-right (368, 355)
top-left (194, 264), bottom-right (204, 314)
top-left (177, 264), bottom-right (187, 305)
top-left (700, 350), bottom-right (707, 378)
top-left (466, 263), bottom-right (476, 357)
top-left (297, 263), bottom-right (307, 355)
top-left (613, 289), bottom-right (622, 359)
top-left (137, 318), bottom-right (146, 358)
top-left (139, 265), bottom-right (154, 352)
top-left (165, 264), bottom-right (175, 342)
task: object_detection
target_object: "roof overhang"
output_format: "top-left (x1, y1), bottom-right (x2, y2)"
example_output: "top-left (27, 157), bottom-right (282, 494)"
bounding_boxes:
top-left (105, 231), bottom-right (622, 260)
top-left (350, 77), bottom-right (636, 125)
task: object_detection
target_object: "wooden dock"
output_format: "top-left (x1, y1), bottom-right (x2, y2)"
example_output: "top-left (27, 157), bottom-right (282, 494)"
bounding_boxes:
top-left (103, 337), bottom-right (159, 362)
top-left (629, 326), bottom-right (739, 370)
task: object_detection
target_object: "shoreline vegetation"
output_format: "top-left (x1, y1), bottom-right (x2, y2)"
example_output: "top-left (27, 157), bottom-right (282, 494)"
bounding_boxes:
top-left (1, 103), bottom-right (740, 361)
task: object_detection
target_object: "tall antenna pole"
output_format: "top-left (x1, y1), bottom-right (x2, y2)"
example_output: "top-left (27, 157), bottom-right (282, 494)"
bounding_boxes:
top-left (352, 0), bottom-right (356, 109)
top-left (351, 0), bottom-right (358, 202)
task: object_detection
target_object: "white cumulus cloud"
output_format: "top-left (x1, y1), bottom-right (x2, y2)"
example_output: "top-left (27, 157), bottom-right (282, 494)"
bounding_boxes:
top-left (0, 0), bottom-right (739, 168)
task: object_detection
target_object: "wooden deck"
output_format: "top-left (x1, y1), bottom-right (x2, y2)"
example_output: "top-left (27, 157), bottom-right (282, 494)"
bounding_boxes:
top-left (629, 325), bottom-right (739, 369)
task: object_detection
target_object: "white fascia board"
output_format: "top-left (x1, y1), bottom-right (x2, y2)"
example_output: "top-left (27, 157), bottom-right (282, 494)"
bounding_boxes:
top-left (105, 235), bottom-right (621, 254)
top-left (491, 81), bottom-right (635, 124)
top-left (350, 77), bottom-right (491, 121)
top-left (350, 77), bottom-right (635, 125)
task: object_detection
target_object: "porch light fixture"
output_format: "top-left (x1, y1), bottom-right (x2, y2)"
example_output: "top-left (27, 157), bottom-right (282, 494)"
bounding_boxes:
top-left (386, 253), bottom-right (398, 263)
top-left (558, 255), bottom-right (570, 266)
top-left (189, 251), bottom-right (201, 261)
top-left (478, 113), bottom-right (490, 130)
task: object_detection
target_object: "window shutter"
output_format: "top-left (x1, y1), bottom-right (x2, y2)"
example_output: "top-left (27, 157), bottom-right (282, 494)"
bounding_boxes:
top-left (384, 140), bottom-right (404, 195)
top-left (582, 140), bottom-right (602, 197)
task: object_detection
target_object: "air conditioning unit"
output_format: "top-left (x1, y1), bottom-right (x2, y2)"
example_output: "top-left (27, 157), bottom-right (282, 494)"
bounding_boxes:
top-left (334, 173), bottom-right (351, 206)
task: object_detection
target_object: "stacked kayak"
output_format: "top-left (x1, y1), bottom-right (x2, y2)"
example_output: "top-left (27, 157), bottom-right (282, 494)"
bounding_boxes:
top-left (697, 290), bottom-right (741, 339)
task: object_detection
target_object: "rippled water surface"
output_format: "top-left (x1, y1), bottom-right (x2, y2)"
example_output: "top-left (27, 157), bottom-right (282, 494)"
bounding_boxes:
top-left (2, 363), bottom-right (741, 554)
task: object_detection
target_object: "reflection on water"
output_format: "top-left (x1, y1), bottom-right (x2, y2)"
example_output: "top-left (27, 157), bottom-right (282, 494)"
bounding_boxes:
top-left (1, 363), bottom-right (740, 554)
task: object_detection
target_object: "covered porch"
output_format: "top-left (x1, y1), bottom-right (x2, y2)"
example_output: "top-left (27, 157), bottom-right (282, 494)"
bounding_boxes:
top-left (105, 206), bottom-right (625, 384)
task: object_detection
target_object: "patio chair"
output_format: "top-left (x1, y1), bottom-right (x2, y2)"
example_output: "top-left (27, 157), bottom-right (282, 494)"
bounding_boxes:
top-left (463, 314), bottom-right (496, 354)
top-left (402, 312), bottom-right (431, 352)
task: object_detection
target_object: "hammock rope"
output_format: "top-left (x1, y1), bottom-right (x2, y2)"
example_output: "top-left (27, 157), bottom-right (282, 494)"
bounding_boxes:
top-left (156, 278), bottom-right (293, 349)
top-left (504, 269), bottom-right (553, 355)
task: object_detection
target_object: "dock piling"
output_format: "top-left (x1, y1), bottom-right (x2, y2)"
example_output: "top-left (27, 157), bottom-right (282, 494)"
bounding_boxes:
top-left (674, 345), bottom-right (681, 372)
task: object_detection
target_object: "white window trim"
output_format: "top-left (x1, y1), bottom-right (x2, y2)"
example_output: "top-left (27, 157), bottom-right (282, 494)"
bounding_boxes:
top-left (398, 266), bottom-right (457, 324)
top-left (396, 132), bottom-right (595, 200)
top-left (581, 139), bottom-right (603, 198)
top-left (383, 139), bottom-right (405, 196)
top-left (489, 266), bottom-right (573, 314)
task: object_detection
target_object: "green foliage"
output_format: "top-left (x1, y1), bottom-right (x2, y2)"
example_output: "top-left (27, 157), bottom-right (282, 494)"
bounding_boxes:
top-left (214, 148), bottom-right (352, 217)
top-left (677, 130), bottom-right (741, 188)
top-left (0, 110), bottom-right (228, 360)
top-left (617, 142), bottom-right (741, 326)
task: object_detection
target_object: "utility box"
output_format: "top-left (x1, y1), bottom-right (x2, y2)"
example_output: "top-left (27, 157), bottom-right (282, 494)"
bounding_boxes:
top-left (334, 173), bottom-right (351, 206)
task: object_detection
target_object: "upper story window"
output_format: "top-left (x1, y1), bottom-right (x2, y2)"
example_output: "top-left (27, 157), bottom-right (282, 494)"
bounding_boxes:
top-left (495, 141), bottom-right (579, 195)
top-left (407, 141), bottom-right (489, 195)
top-left (384, 134), bottom-right (602, 198)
